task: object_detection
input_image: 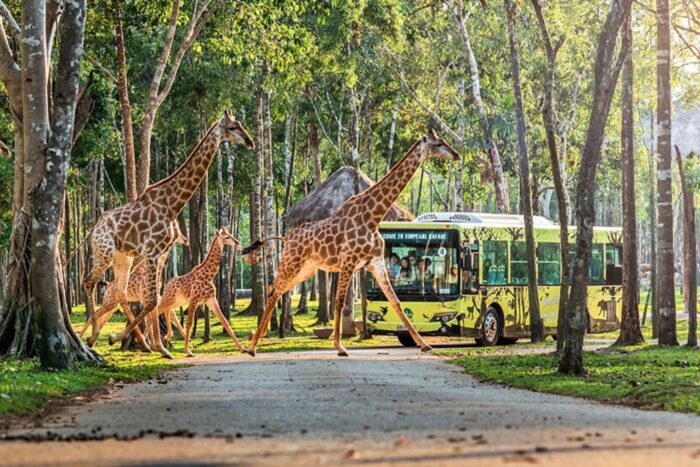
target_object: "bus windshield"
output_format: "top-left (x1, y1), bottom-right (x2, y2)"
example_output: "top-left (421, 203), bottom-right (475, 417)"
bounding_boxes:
top-left (368, 229), bottom-right (460, 301)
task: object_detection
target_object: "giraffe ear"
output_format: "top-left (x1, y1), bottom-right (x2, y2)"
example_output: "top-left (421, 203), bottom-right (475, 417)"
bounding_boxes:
top-left (430, 128), bottom-right (438, 139)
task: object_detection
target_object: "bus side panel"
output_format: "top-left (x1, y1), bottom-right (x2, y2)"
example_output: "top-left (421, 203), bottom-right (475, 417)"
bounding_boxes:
top-left (587, 285), bottom-right (622, 332)
top-left (458, 294), bottom-right (482, 338)
top-left (539, 285), bottom-right (560, 334)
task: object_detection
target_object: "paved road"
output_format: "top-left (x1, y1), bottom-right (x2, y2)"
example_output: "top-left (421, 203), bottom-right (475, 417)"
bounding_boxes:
top-left (2, 349), bottom-right (699, 466)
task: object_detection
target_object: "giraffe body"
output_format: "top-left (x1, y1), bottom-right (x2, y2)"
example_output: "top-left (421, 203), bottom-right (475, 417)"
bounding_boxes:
top-left (247, 131), bottom-right (460, 356)
top-left (156, 228), bottom-right (243, 357)
top-left (78, 222), bottom-right (189, 348)
top-left (82, 110), bottom-right (253, 358)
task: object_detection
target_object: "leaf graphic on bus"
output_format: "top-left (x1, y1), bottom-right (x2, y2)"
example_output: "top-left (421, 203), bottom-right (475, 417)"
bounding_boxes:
top-left (379, 306), bottom-right (389, 317)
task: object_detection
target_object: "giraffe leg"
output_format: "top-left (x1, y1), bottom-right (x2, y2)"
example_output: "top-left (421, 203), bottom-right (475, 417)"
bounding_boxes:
top-left (168, 309), bottom-right (186, 341)
top-left (164, 306), bottom-right (174, 343)
top-left (247, 262), bottom-right (317, 356)
top-left (82, 243), bottom-right (115, 347)
top-left (206, 297), bottom-right (245, 353)
top-left (183, 305), bottom-right (197, 358)
top-left (79, 288), bottom-right (118, 338)
top-left (332, 268), bottom-right (354, 357)
top-left (120, 302), bottom-right (152, 352)
top-left (108, 258), bottom-right (161, 348)
top-left (149, 308), bottom-right (172, 360)
top-left (367, 257), bottom-right (432, 352)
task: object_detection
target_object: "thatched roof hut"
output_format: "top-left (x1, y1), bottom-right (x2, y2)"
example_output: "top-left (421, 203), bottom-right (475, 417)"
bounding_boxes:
top-left (285, 166), bottom-right (414, 229)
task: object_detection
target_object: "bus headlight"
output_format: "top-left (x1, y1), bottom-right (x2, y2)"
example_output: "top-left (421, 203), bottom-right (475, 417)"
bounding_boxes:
top-left (367, 312), bottom-right (385, 323)
top-left (431, 312), bottom-right (457, 323)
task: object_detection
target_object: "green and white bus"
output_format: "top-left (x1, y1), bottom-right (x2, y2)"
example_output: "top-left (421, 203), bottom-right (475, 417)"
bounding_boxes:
top-left (362, 212), bottom-right (623, 346)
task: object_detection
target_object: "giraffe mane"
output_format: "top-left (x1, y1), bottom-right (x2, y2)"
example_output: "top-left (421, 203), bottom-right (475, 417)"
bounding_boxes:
top-left (142, 122), bottom-right (218, 195)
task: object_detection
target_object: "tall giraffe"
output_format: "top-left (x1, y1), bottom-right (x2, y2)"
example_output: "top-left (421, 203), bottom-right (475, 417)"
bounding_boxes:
top-left (246, 130), bottom-right (460, 357)
top-left (82, 110), bottom-right (254, 358)
top-left (77, 221), bottom-right (189, 350)
top-left (155, 228), bottom-right (243, 358)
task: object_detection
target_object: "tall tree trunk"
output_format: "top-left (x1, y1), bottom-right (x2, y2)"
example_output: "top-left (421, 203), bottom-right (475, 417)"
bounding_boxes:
top-left (616, 11), bottom-right (644, 346)
top-left (452, 0), bottom-right (509, 214)
top-left (656, 0), bottom-right (677, 346)
top-left (531, 0), bottom-right (571, 353)
top-left (676, 147), bottom-right (697, 347)
top-left (309, 119), bottom-right (329, 324)
top-left (648, 113), bottom-right (659, 337)
top-left (506, 0), bottom-right (543, 342)
top-left (559, 0), bottom-right (631, 375)
top-left (112, 0), bottom-right (137, 201)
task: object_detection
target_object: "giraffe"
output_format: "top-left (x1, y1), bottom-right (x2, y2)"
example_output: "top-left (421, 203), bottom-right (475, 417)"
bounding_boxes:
top-left (155, 228), bottom-right (243, 358)
top-left (82, 110), bottom-right (254, 358)
top-left (77, 221), bottom-right (189, 350)
top-left (246, 130), bottom-right (460, 357)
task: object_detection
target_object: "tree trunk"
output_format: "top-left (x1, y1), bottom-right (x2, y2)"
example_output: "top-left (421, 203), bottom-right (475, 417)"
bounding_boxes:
top-left (453, 0), bottom-right (509, 214)
top-left (615, 11), bottom-right (644, 346)
top-left (112, 0), bottom-right (137, 201)
top-left (648, 113), bottom-right (659, 338)
top-left (559, 0), bottom-right (630, 375)
top-left (676, 147), bottom-right (697, 347)
top-left (656, 0), bottom-right (677, 346)
top-left (506, 0), bottom-right (543, 342)
top-left (530, 0), bottom-right (571, 353)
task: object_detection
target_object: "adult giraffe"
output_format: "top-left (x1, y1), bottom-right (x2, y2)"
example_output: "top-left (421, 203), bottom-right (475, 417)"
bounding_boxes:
top-left (82, 110), bottom-right (254, 357)
top-left (246, 130), bottom-right (460, 357)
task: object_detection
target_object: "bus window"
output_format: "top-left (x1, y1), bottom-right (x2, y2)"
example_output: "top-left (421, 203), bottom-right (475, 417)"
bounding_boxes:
top-left (538, 243), bottom-right (561, 285)
top-left (461, 243), bottom-right (479, 294)
top-left (510, 242), bottom-right (528, 285)
top-left (605, 244), bottom-right (622, 285)
top-left (483, 241), bottom-right (508, 285)
top-left (590, 244), bottom-right (604, 284)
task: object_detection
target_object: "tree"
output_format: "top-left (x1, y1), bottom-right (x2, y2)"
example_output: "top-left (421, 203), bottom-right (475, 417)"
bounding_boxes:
top-left (450, 0), bottom-right (509, 213)
top-left (0, 0), bottom-right (96, 368)
top-left (656, 0), bottom-right (677, 346)
top-left (615, 9), bottom-right (644, 346)
top-left (530, 0), bottom-right (570, 353)
top-left (505, 0), bottom-right (542, 342)
top-left (676, 147), bottom-right (696, 347)
top-left (559, 0), bottom-right (631, 375)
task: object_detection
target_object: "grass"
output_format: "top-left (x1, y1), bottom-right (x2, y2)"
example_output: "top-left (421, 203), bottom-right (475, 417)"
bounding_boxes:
top-left (445, 344), bottom-right (700, 415)
top-left (0, 352), bottom-right (173, 418)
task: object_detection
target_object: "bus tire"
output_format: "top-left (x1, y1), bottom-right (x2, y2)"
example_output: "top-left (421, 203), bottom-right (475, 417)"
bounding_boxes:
top-left (397, 332), bottom-right (418, 347)
top-left (480, 307), bottom-right (502, 347)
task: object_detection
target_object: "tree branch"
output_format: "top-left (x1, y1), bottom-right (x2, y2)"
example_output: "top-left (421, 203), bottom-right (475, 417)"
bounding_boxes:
top-left (145, 0), bottom-right (181, 112)
top-left (0, 1), bottom-right (19, 42)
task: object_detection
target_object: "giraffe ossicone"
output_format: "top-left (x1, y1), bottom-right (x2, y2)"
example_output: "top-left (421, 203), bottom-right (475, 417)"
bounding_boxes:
top-left (245, 131), bottom-right (460, 357)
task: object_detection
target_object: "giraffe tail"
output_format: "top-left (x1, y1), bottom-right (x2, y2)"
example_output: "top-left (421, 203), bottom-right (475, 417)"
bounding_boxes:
top-left (240, 237), bottom-right (285, 264)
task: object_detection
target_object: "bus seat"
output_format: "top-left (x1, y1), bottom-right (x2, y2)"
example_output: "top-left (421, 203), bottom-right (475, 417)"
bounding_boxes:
top-left (487, 265), bottom-right (497, 284)
top-left (496, 265), bottom-right (506, 284)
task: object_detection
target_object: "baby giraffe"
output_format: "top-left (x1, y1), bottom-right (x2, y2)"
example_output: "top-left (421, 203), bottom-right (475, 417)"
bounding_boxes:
top-left (78, 222), bottom-right (189, 351)
top-left (156, 228), bottom-right (243, 358)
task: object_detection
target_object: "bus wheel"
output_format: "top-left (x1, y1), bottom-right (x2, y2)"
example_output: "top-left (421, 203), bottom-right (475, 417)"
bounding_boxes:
top-left (397, 333), bottom-right (418, 347)
top-left (480, 307), bottom-right (501, 347)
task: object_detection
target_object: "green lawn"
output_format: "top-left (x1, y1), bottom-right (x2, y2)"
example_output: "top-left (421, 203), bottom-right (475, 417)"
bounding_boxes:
top-left (444, 344), bottom-right (700, 415)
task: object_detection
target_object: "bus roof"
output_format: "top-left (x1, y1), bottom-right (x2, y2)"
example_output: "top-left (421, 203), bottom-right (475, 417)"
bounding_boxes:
top-left (379, 212), bottom-right (622, 243)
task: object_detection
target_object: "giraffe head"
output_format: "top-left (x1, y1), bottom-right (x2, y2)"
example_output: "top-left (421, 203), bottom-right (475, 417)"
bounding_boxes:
top-left (216, 227), bottom-right (241, 249)
top-left (418, 129), bottom-right (460, 162)
top-left (219, 110), bottom-right (255, 149)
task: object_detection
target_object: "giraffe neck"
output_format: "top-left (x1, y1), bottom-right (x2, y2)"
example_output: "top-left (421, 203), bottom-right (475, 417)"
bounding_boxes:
top-left (346, 141), bottom-right (424, 226)
top-left (144, 123), bottom-right (222, 219)
top-left (197, 237), bottom-right (224, 281)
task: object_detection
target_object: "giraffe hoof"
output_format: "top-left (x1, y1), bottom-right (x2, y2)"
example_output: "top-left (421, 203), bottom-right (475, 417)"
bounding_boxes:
top-left (160, 351), bottom-right (174, 360)
top-left (337, 349), bottom-right (349, 357)
top-left (108, 334), bottom-right (118, 346)
top-left (186, 352), bottom-right (195, 358)
top-left (246, 349), bottom-right (256, 357)
top-left (420, 344), bottom-right (433, 353)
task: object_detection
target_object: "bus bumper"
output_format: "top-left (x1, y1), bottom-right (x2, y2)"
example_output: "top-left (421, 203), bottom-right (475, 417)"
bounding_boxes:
top-left (368, 320), bottom-right (463, 337)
